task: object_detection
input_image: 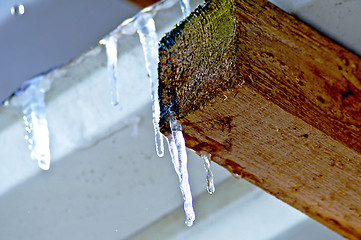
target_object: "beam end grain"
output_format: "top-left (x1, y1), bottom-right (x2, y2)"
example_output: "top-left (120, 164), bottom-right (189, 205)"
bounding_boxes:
top-left (159, 0), bottom-right (239, 133)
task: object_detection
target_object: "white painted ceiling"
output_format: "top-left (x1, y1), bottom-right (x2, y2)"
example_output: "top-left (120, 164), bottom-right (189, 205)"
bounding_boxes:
top-left (0, 0), bottom-right (360, 239)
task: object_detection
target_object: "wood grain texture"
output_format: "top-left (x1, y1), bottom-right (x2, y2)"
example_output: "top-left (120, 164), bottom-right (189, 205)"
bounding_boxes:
top-left (158, 0), bottom-right (361, 238)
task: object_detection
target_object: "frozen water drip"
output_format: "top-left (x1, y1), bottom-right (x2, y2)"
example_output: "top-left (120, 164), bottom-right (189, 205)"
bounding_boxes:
top-left (13, 78), bottom-right (51, 170)
top-left (136, 13), bottom-right (164, 157)
top-left (200, 151), bottom-right (215, 194)
top-left (167, 112), bottom-right (195, 226)
top-left (102, 36), bottom-right (120, 106)
top-left (179, 0), bottom-right (191, 18)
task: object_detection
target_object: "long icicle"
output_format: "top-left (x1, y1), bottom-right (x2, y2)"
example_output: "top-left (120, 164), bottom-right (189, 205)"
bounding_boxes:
top-left (136, 13), bottom-right (164, 157)
top-left (167, 111), bottom-right (195, 226)
top-left (179, 0), bottom-right (191, 18)
top-left (200, 151), bottom-right (215, 194)
top-left (101, 36), bottom-right (120, 106)
top-left (18, 78), bottom-right (51, 170)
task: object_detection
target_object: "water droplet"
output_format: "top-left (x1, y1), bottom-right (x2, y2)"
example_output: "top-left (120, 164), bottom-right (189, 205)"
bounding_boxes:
top-left (11, 4), bottom-right (25, 16)
top-left (232, 173), bottom-right (242, 179)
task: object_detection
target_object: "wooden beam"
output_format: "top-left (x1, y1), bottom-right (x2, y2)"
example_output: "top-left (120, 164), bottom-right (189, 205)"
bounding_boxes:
top-left (158, 0), bottom-right (361, 238)
top-left (127, 0), bottom-right (159, 8)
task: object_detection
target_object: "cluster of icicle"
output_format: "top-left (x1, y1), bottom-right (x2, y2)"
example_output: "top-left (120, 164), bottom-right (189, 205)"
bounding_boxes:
top-left (99, 0), bottom-right (216, 227)
top-left (7, 0), bottom-right (217, 227)
top-left (100, 0), bottom-right (191, 158)
top-left (7, 0), bottom-right (190, 171)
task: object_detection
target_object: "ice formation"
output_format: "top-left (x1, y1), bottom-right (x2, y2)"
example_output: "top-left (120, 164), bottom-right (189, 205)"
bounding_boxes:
top-left (179, 0), bottom-right (191, 18)
top-left (136, 13), bottom-right (164, 157)
top-left (101, 36), bottom-right (120, 106)
top-left (12, 77), bottom-right (51, 170)
top-left (97, 0), bottom-right (194, 156)
top-left (200, 151), bottom-right (215, 194)
top-left (167, 112), bottom-right (195, 227)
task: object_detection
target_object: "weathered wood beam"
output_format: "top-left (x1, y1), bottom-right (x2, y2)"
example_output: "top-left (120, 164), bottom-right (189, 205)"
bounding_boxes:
top-left (158, 0), bottom-right (361, 238)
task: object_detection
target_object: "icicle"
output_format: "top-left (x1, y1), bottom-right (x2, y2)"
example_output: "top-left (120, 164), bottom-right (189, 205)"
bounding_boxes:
top-left (100, 36), bottom-right (120, 106)
top-left (200, 151), bottom-right (215, 194)
top-left (167, 112), bottom-right (195, 227)
top-left (99, 0), bottom-right (192, 43)
top-left (179, 0), bottom-right (191, 18)
top-left (13, 77), bottom-right (51, 170)
top-left (136, 13), bottom-right (164, 157)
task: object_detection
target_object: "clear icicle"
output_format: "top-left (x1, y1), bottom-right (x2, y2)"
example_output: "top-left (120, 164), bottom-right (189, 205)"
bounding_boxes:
top-left (136, 13), bottom-right (164, 157)
top-left (167, 112), bottom-right (195, 227)
top-left (99, 0), bottom-right (191, 42)
top-left (103, 36), bottom-right (120, 106)
top-left (179, 0), bottom-right (191, 18)
top-left (200, 151), bottom-right (215, 194)
top-left (16, 78), bottom-right (51, 170)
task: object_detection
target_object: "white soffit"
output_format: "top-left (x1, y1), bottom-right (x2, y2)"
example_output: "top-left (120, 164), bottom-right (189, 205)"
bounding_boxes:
top-left (0, 0), bottom-right (358, 239)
